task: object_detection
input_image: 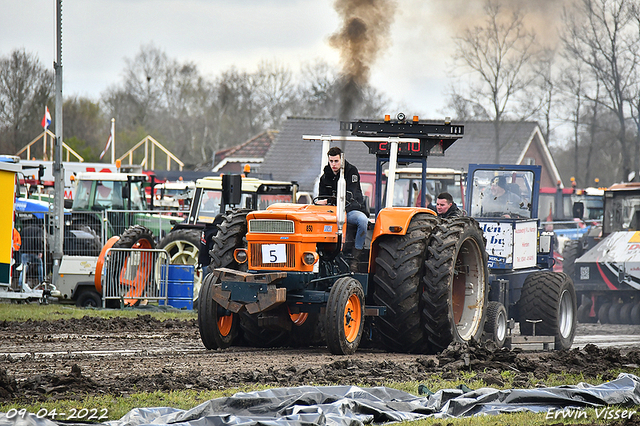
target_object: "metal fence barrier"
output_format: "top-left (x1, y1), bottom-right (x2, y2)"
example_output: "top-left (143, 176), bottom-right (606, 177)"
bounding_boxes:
top-left (101, 248), bottom-right (170, 308)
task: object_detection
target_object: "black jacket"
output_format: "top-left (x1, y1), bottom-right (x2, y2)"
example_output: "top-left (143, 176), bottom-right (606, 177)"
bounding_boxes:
top-left (439, 202), bottom-right (462, 219)
top-left (318, 161), bottom-right (367, 214)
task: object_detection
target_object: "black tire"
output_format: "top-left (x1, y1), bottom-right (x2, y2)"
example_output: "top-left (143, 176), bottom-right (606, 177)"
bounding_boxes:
top-left (422, 217), bottom-right (488, 354)
top-left (620, 303), bottom-right (634, 324)
top-left (198, 272), bottom-right (238, 349)
top-left (630, 302), bottom-right (640, 325)
top-left (64, 226), bottom-right (102, 257)
top-left (372, 213), bottom-right (436, 353)
top-left (76, 289), bottom-right (102, 308)
top-left (609, 302), bottom-right (622, 324)
top-left (484, 301), bottom-right (507, 349)
top-left (598, 302), bottom-right (611, 324)
top-left (577, 301), bottom-right (597, 323)
top-left (518, 271), bottom-right (577, 350)
top-left (325, 277), bottom-right (365, 355)
top-left (208, 210), bottom-right (288, 348)
top-left (290, 311), bottom-right (323, 347)
top-left (562, 240), bottom-right (581, 280)
top-left (107, 225), bottom-right (156, 308)
top-left (158, 228), bottom-right (202, 302)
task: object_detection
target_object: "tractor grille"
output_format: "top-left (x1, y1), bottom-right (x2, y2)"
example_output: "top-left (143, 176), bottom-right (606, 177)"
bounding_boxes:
top-left (249, 219), bottom-right (295, 234)
top-left (250, 243), bottom-right (296, 268)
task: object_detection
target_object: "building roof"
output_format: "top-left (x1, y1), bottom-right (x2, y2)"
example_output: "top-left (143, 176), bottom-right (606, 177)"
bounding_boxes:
top-left (213, 130), bottom-right (278, 173)
top-left (259, 117), bottom-right (562, 192)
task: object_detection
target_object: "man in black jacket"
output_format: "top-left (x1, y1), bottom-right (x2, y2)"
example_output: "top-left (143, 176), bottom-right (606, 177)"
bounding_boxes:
top-left (317, 146), bottom-right (369, 272)
top-left (436, 192), bottom-right (462, 219)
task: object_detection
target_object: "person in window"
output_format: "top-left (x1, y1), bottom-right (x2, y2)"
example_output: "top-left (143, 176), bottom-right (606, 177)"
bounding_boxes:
top-left (483, 176), bottom-right (522, 216)
top-left (317, 146), bottom-right (368, 272)
top-left (436, 192), bottom-right (462, 218)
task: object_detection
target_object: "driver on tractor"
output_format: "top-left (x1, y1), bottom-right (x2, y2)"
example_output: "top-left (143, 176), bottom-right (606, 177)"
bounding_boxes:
top-left (482, 175), bottom-right (523, 217)
top-left (317, 146), bottom-right (369, 272)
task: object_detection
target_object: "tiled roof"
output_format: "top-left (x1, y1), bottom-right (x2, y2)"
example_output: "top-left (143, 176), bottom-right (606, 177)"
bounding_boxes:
top-left (212, 130), bottom-right (278, 170)
top-left (260, 117), bottom-right (545, 192)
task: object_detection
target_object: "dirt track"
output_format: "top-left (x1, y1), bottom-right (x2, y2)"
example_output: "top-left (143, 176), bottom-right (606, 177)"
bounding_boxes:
top-left (1, 315), bottom-right (640, 408)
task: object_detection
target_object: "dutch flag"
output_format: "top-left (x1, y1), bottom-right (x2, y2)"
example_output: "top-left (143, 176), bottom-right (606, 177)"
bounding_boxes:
top-left (41, 106), bottom-right (51, 130)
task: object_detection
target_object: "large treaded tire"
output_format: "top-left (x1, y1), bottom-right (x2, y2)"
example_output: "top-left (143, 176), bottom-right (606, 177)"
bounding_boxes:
top-left (518, 271), bottom-right (577, 350)
top-left (422, 217), bottom-right (488, 354)
top-left (372, 213), bottom-right (436, 353)
top-left (198, 272), bottom-right (238, 349)
top-left (158, 228), bottom-right (203, 302)
top-left (561, 240), bottom-right (581, 280)
top-left (108, 225), bottom-right (156, 308)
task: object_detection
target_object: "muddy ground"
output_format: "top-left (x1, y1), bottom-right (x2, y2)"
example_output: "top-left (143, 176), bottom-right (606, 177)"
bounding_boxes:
top-left (0, 315), bottom-right (639, 423)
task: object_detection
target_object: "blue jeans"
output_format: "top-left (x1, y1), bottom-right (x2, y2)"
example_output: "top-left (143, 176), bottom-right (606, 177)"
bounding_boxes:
top-left (20, 253), bottom-right (44, 285)
top-left (347, 210), bottom-right (369, 250)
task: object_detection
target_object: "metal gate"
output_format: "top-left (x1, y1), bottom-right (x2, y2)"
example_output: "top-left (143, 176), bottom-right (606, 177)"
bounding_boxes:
top-left (101, 248), bottom-right (169, 308)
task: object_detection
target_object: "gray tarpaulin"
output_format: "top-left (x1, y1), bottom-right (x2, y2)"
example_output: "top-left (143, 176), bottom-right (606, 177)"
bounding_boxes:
top-left (2, 373), bottom-right (639, 426)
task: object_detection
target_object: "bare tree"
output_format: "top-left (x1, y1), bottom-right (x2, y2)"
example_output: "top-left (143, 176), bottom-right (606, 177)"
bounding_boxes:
top-left (562, 0), bottom-right (640, 182)
top-left (452, 0), bottom-right (539, 162)
top-left (0, 49), bottom-right (53, 153)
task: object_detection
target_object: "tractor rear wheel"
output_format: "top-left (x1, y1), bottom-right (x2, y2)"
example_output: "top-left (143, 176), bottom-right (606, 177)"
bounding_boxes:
top-left (158, 228), bottom-right (203, 302)
top-left (484, 301), bottom-right (507, 349)
top-left (325, 277), bottom-right (365, 355)
top-left (422, 217), bottom-right (488, 354)
top-left (372, 213), bottom-right (436, 353)
top-left (198, 272), bottom-right (238, 349)
top-left (518, 271), bottom-right (577, 350)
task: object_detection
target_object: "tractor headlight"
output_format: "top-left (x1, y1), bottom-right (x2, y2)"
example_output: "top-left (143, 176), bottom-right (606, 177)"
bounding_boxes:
top-left (234, 248), bottom-right (248, 264)
top-left (302, 251), bottom-right (318, 266)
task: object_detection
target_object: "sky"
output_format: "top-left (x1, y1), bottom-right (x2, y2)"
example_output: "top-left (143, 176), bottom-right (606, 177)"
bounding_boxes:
top-left (0, 0), bottom-right (568, 120)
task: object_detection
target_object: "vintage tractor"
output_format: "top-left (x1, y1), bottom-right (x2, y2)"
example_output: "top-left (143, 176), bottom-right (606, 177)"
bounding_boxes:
top-left (198, 115), bottom-right (490, 354)
top-left (465, 164), bottom-right (577, 350)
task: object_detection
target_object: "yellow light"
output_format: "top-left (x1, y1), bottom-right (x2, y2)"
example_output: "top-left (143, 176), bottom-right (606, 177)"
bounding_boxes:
top-left (384, 115), bottom-right (391, 122)
top-left (244, 164), bottom-right (251, 174)
top-left (413, 116), bottom-right (419, 122)
top-left (115, 159), bottom-right (121, 168)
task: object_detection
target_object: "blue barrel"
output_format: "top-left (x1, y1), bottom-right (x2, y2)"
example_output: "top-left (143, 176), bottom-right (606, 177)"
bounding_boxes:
top-left (159, 265), bottom-right (194, 310)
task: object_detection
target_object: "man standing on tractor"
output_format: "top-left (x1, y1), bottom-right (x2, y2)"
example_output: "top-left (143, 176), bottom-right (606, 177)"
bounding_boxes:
top-left (317, 146), bottom-right (369, 272)
top-left (436, 192), bottom-right (462, 218)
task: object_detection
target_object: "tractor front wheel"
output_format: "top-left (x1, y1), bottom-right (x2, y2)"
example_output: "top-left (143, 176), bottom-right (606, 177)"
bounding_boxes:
top-left (484, 301), bottom-right (508, 349)
top-left (325, 277), bottom-right (364, 355)
top-left (198, 272), bottom-right (238, 349)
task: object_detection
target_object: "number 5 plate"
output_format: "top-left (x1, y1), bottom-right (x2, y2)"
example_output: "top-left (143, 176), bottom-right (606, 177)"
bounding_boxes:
top-left (261, 244), bottom-right (286, 264)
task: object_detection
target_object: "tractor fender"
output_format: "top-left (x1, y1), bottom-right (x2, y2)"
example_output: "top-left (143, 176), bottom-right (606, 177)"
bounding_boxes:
top-left (371, 207), bottom-right (436, 244)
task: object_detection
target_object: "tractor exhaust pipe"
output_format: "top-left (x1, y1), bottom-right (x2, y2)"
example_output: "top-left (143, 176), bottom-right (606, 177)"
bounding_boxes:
top-left (337, 153), bottom-right (347, 235)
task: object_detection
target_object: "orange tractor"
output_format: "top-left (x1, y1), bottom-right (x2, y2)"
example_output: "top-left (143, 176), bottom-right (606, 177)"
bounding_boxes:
top-left (198, 115), bottom-right (487, 354)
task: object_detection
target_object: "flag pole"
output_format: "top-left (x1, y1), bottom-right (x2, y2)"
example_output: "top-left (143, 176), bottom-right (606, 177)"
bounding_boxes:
top-left (111, 118), bottom-right (115, 164)
top-left (43, 107), bottom-right (47, 161)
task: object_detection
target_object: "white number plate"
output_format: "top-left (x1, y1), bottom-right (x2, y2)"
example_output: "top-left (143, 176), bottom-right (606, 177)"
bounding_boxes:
top-left (261, 244), bottom-right (286, 264)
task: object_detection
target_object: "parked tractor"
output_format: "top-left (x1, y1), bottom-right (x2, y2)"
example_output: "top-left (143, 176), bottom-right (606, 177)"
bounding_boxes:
top-left (157, 175), bottom-right (297, 301)
top-left (566, 182), bottom-right (640, 324)
top-left (198, 116), bottom-right (491, 354)
top-left (70, 172), bottom-right (177, 241)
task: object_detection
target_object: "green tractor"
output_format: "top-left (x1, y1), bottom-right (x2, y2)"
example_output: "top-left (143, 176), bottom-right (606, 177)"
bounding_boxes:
top-left (70, 172), bottom-right (178, 242)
